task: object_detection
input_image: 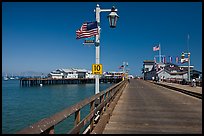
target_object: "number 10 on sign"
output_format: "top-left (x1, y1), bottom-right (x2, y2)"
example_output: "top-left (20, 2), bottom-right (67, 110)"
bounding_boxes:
top-left (92, 64), bottom-right (103, 74)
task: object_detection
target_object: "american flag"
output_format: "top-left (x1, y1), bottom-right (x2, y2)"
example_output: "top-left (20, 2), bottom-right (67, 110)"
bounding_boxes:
top-left (76, 21), bottom-right (98, 39)
top-left (153, 45), bottom-right (160, 51)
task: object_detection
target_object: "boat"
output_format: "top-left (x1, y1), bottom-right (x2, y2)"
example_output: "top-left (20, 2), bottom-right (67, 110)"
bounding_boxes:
top-left (10, 73), bottom-right (15, 80)
top-left (3, 76), bottom-right (9, 81)
top-left (3, 73), bottom-right (9, 81)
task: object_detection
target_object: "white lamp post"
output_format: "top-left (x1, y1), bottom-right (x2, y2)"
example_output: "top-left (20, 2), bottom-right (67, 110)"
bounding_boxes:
top-left (122, 61), bottom-right (128, 80)
top-left (181, 52), bottom-right (191, 82)
top-left (94, 4), bottom-right (119, 94)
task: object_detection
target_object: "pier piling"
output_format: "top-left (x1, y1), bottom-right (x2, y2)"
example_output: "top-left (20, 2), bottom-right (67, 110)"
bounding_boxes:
top-left (20, 78), bottom-right (122, 86)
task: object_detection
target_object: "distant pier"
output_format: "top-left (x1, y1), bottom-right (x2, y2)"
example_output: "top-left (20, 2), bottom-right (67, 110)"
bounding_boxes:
top-left (20, 78), bottom-right (122, 86)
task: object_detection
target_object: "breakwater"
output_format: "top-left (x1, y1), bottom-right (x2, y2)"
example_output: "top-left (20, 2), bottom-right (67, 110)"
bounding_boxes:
top-left (20, 78), bottom-right (122, 86)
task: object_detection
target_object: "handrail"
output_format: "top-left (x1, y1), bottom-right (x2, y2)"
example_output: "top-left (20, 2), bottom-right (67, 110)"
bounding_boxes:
top-left (153, 82), bottom-right (202, 99)
top-left (162, 79), bottom-right (202, 87)
top-left (16, 79), bottom-right (127, 134)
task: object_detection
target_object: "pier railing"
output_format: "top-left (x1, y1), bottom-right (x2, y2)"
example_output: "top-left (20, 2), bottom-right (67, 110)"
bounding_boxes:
top-left (16, 79), bottom-right (128, 134)
top-left (162, 78), bottom-right (202, 87)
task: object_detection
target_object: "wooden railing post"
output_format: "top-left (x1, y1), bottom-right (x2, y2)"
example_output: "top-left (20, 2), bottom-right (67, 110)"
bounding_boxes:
top-left (74, 110), bottom-right (81, 133)
top-left (48, 126), bottom-right (55, 134)
top-left (42, 125), bottom-right (54, 134)
top-left (100, 94), bottom-right (105, 114)
top-left (90, 101), bottom-right (95, 132)
top-left (105, 92), bottom-right (109, 109)
top-left (49, 126), bottom-right (55, 134)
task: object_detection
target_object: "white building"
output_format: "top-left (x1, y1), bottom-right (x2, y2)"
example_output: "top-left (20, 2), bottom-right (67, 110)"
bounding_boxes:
top-left (48, 68), bottom-right (131, 79)
top-left (142, 60), bottom-right (156, 80)
top-left (103, 71), bottom-right (124, 78)
top-left (86, 70), bottom-right (95, 78)
top-left (143, 60), bottom-right (155, 73)
top-left (48, 69), bottom-right (63, 79)
top-left (48, 68), bottom-right (95, 79)
top-left (142, 60), bottom-right (195, 81)
top-left (61, 68), bottom-right (78, 79)
top-left (157, 68), bottom-right (188, 81)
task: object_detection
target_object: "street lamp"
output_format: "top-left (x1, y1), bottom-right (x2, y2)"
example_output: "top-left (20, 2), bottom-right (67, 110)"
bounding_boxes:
top-left (94, 4), bottom-right (119, 94)
top-left (107, 6), bottom-right (119, 28)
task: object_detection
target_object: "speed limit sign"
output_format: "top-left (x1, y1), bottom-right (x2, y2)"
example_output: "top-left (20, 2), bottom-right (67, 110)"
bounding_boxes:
top-left (92, 64), bottom-right (103, 74)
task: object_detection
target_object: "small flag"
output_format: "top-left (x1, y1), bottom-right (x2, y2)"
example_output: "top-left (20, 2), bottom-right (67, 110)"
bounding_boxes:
top-left (119, 65), bottom-right (124, 69)
top-left (153, 45), bottom-right (160, 51)
top-left (76, 21), bottom-right (98, 39)
top-left (176, 56), bottom-right (179, 63)
top-left (169, 56), bottom-right (172, 63)
top-left (162, 56), bottom-right (166, 63)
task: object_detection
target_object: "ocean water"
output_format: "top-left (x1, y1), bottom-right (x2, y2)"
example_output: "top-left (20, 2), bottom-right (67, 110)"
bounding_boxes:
top-left (2, 80), bottom-right (115, 134)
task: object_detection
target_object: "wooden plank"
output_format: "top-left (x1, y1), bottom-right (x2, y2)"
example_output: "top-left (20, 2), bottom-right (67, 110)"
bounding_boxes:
top-left (102, 79), bottom-right (202, 134)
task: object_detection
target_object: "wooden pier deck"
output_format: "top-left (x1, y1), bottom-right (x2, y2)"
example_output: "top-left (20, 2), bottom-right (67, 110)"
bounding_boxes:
top-left (20, 78), bottom-right (122, 86)
top-left (102, 79), bottom-right (202, 134)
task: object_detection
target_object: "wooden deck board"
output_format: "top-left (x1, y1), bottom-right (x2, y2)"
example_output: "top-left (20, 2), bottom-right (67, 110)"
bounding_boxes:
top-left (102, 79), bottom-right (202, 134)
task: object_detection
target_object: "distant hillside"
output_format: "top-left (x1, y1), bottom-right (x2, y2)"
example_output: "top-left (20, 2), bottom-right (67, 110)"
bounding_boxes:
top-left (2, 71), bottom-right (48, 77)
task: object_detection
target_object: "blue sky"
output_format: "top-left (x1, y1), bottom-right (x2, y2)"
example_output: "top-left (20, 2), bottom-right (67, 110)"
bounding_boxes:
top-left (2, 2), bottom-right (202, 76)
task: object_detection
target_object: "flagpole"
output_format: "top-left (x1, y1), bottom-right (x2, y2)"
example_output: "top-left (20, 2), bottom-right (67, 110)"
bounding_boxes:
top-left (188, 53), bottom-right (190, 82)
top-left (159, 43), bottom-right (161, 63)
top-left (94, 4), bottom-right (119, 94)
top-left (95, 4), bottom-right (100, 94)
top-left (123, 61), bottom-right (125, 80)
top-left (187, 34), bottom-right (190, 53)
top-left (187, 34), bottom-right (190, 82)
